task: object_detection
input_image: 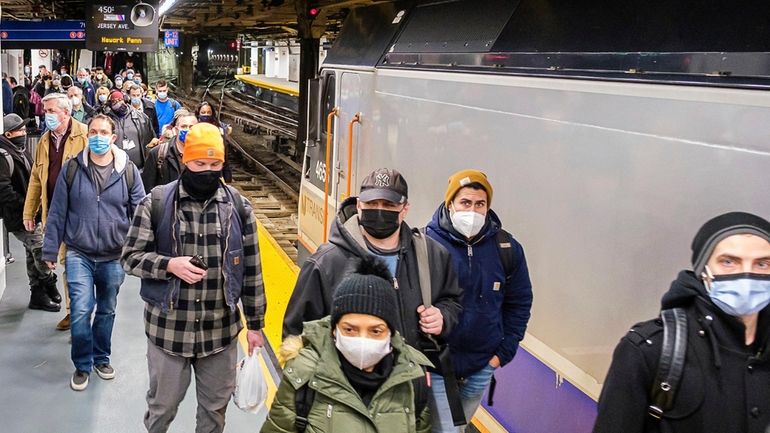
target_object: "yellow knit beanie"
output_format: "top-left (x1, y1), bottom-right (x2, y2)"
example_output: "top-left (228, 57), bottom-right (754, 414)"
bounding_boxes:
top-left (444, 169), bottom-right (493, 208)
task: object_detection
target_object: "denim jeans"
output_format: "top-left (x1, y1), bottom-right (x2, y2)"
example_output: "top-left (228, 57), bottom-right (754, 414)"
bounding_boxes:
top-left (65, 250), bottom-right (125, 372)
top-left (429, 364), bottom-right (497, 433)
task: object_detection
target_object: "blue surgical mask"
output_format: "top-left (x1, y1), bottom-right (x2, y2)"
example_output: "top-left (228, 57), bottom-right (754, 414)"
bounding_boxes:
top-left (126, 73), bottom-right (134, 80)
top-left (707, 272), bottom-right (770, 316)
top-left (115, 79), bottom-right (123, 87)
top-left (178, 129), bottom-right (189, 143)
top-left (131, 97), bottom-right (142, 107)
top-left (88, 135), bottom-right (112, 155)
top-left (157, 91), bottom-right (168, 100)
top-left (45, 113), bottom-right (60, 131)
top-left (98, 94), bottom-right (108, 103)
top-left (133, 78), bottom-right (141, 84)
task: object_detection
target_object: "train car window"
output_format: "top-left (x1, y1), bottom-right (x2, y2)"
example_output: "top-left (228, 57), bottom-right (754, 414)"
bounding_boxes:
top-left (321, 74), bottom-right (336, 134)
top-left (306, 77), bottom-right (320, 146)
top-left (492, 0), bottom-right (770, 53)
top-left (390, 0), bottom-right (517, 53)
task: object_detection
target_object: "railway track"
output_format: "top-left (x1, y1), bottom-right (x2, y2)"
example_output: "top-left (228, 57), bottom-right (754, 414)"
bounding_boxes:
top-left (176, 90), bottom-right (301, 262)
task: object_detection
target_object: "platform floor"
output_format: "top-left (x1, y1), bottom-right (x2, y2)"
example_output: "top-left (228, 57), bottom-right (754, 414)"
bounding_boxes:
top-left (234, 74), bottom-right (299, 96)
top-left (0, 235), bottom-right (267, 433)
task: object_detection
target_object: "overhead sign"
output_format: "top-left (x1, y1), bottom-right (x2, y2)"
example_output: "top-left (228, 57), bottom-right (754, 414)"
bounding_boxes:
top-left (164, 30), bottom-right (180, 48)
top-left (0, 20), bottom-right (86, 48)
top-left (86, 1), bottom-right (159, 52)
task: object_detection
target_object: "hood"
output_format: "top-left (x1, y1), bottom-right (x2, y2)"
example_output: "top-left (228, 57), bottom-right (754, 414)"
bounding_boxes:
top-left (78, 144), bottom-right (130, 173)
top-left (328, 196), bottom-right (414, 258)
top-left (427, 202), bottom-right (501, 245)
top-left (660, 271), bottom-right (709, 309)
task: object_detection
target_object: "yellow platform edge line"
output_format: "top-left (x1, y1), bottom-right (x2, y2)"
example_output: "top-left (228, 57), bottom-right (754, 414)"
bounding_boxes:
top-left (237, 219), bottom-right (301, 409)
top-left (237, 223), bottom-right (505, 432)
top-left (235, 74), bottom-right (300, 97)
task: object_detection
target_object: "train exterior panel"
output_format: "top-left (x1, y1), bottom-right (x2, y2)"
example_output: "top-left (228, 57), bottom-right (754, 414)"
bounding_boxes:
top-left (297, 2), bottom-right (770, 431)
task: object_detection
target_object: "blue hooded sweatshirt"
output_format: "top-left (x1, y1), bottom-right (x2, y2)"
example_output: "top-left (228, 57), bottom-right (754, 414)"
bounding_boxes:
top-left (426, 205), bottom-right (533, 378)
top-left (43, 146), bottom-right (146, 263)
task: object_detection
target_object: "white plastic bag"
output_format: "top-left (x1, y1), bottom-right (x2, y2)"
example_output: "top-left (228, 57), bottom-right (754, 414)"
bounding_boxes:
top-left (233, 348), bottom-right (268, 414)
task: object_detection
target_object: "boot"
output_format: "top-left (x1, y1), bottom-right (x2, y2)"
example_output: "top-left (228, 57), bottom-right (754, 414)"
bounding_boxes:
top-left (44, 280), bottom-right (62, 304)
top-left (28, 285), bottom-right (61, 312)
top-left (56, 314), bottom-right (71, 331)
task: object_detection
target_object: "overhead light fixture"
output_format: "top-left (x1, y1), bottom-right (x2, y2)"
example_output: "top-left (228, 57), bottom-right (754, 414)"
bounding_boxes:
top-left (158, 0), bottom-right (178, 16)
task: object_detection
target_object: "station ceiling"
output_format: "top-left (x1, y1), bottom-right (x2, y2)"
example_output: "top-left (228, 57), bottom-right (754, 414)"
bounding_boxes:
top-left (1, 0), bottom-right (392, 40)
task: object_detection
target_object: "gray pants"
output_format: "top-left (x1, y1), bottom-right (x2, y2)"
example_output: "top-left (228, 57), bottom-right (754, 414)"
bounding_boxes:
top-left (144, 339), bottom-right (238, 433)
top-left (11, 225), bottom-right (56, 288)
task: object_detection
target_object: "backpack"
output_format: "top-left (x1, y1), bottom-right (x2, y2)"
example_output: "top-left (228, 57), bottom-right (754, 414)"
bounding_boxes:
top-left (12, 90), bottom-right (30, 120)
top-left (0, 148), bottom-right (13, 174)
top-left (149, 182), bottom-right (249, 234)
top-left (155, 140), bottom-right (170, 176)
top-left (647, 308), bottom-right (688, 420)
top-left (64, 157), bottom-right (136, 192)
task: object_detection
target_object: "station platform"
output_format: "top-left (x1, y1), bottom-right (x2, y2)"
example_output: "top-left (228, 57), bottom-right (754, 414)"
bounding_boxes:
top-left (235, 74), bottom-right (300, 97)
top-left (0, 219), bottom-right (297, 433)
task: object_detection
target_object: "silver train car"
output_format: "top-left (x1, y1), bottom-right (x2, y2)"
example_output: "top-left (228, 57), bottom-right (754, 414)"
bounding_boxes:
top-left (297, 1), bottom-right (770, 431)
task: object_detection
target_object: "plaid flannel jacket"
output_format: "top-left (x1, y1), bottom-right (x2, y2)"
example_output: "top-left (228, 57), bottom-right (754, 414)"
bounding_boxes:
top-left (121, 184), bottom-right (265, 358)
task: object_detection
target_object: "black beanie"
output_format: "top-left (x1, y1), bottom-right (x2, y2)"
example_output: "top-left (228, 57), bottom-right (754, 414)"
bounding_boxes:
top-left (331, 256), bottom-right (398, 333)
top-left (691, 211), bottom-right (770, 275)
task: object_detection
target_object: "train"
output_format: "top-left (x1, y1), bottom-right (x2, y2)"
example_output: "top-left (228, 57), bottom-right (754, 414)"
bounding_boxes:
top-left (295, 1), bottom-right (770, 432)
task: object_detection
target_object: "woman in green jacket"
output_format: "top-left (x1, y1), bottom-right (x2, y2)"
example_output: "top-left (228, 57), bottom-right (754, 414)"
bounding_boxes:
top-left (261, 259), bottom-right (433, 433)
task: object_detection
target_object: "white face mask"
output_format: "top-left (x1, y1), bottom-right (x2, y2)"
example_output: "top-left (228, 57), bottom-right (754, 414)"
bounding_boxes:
top-left (334, 326), bottom-right (392, 370)
top-left (70, 96), bottom-right (81, 107)
top-left (450, 208), bottom-right (486, 238)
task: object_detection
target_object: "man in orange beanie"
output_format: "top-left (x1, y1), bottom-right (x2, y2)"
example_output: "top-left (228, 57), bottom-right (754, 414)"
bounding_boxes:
top-left (122, 122), bottom-right (266, 433)
top-left (426, 169), bottom-right (533, 432)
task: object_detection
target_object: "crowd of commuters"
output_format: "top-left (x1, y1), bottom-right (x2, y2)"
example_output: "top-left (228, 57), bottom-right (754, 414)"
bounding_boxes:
top-left (3, 60), bottom-right (770, 433)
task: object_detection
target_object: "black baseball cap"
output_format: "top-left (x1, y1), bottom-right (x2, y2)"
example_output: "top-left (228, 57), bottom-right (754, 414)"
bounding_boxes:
top-left (359, 168), bottom-right (408, 204)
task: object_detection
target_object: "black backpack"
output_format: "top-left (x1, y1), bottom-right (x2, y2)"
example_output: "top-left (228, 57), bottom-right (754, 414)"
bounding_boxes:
top-left (64, 157), bottom-right (136, 192)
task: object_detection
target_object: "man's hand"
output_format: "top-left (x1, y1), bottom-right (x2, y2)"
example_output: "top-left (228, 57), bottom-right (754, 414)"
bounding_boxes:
top-left (146, 137), bottom-right (160, 149)
top-left (23, 219), bottom-right (35, 232)
top-left (166, 256), bottom-right (207, 284)
top-left (247, 329), bottom-right (264, 356)
top-left (45, 261), bottom-right (56, 270)
top-left (489, 355), bottom-right (501, 368)
top-left (417, 305), bottom-right (444, 335)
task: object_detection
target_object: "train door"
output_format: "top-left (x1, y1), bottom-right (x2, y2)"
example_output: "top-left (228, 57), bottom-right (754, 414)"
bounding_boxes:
top-left (297, 69), bottom-right (338, 259)
top-left (334, 72), bottom-right (362, 206)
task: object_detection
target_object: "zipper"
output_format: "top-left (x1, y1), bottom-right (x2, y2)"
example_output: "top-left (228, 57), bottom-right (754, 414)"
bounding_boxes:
top-left (326, 404), bottom-right (333, 418)
top-left (467, 244), bottom-right (473, 271)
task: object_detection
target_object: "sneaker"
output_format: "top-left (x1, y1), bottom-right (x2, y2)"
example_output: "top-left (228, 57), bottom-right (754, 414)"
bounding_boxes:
top-left (94, 364), bottom-right (115, 380)
top-left (70, 370), bottom-right (89, 391)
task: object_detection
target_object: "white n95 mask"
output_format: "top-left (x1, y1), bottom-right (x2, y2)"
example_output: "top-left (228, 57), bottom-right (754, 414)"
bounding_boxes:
top-left (334, 327), bottom-right (392, 370)
top-left (450, 210), bottom-right (485, 238)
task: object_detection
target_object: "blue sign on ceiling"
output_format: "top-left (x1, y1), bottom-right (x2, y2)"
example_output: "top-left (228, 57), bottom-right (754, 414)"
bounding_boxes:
top-left (0, 20), bottom-right (86, 42)
top-left (164, 30), bottom-right (180, 48)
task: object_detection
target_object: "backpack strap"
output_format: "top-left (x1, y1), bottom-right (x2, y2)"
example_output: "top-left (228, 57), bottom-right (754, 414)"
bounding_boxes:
top-left (150, 186), bottom-right (165, 232)
top-left (156, 141), bottom-right (169, 173)
top-left (124, 160), bottom-right (135, 191)
top-left (413, 228), bottom-right (432, 308)
top-left (65, 157), bottom-right (78, 190)
top-left (224, 184), bottom-right (249, 228)
top-left (495, 229), bottom-right (515, 281)
top-left (648, 307), bottom-right (688, 419)
top-left (0, 148), bottom-right (13, 174)
top-left (294, 383), bottom-right (316, 433)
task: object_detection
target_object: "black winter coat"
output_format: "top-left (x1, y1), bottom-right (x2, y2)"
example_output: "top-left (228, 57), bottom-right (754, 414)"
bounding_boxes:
top-left (0, 135), bottom-right (32, 232)
top-left (283, 197), bottom-right (464, 353)
top-left (141, 137), bottom-right (182, 191)
top-left (593, 271), bottom-right (770, 433)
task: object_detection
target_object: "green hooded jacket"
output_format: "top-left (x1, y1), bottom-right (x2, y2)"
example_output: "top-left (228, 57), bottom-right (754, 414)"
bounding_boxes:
top-left (261, 317), bottom-right (433, 433)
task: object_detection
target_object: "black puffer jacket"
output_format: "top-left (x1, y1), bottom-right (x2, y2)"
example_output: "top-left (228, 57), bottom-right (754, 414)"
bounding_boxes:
top-left (594, 271), bottom-right (770, 433)
top-left (0, 135), bottom-right (32, 232)
top-left (283, 197), bottom-right (463, 352)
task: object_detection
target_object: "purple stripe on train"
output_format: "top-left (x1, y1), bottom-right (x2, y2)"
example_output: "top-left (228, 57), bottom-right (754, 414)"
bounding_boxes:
top-left (482, 349), bottom-right (598, 432)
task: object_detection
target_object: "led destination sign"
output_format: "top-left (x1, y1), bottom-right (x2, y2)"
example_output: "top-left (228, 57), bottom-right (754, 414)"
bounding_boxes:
top-left (87, 1), bottom-right (159, 52)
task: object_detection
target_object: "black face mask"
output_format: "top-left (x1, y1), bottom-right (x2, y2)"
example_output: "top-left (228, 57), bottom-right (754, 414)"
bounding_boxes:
top-left (359, 208), bottom-right (401, 239)
top-left (9, 135), bottom-right (27, 150)
top-left (181, 169), bottom-right (222, 201)
top-left (111, 102), bottom-right (129, 117)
